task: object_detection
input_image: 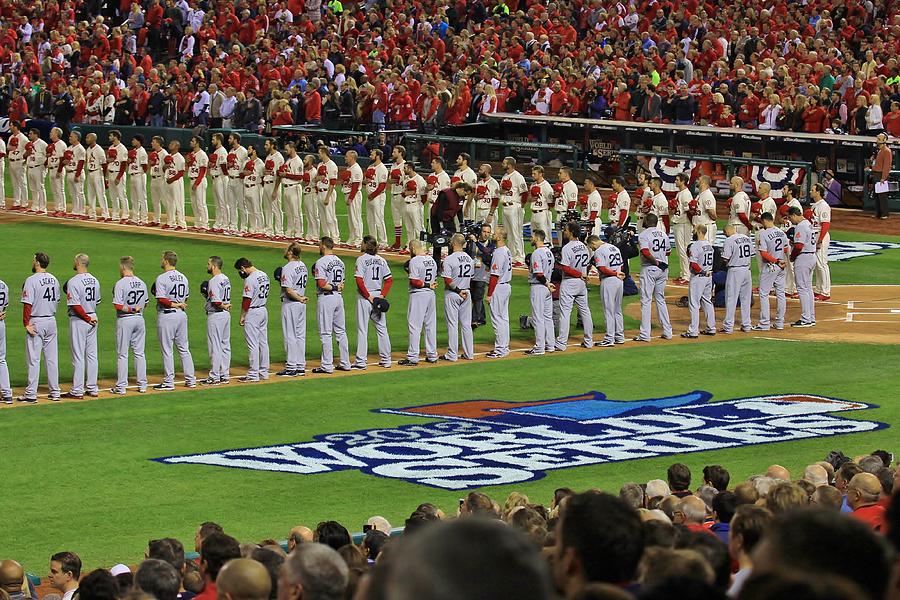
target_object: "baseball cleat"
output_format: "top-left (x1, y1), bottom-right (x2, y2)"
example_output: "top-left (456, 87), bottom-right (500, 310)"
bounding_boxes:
top-left (485, 351), bottom-right (503, 358)
top-left (524, 349), bottom-right (544, 355)
top-left (0, 396), bottom-right (13, 405)
top-left (311, 367), bottom-right (333, 374)
top-left (185, 382), bottom-right (197, 388)
top-left (397, 359), bottom-right (417, 367)
top-left (153, 383), bottom-right (176, 391)
top-left (16, 396), bottom-right (38, 404)
top-left (336, 365), bottom-right (352, 371)
top-left (701, 329), bottom-right (717, 336)
top-left (60, 392), bottom-right (84, 399)
top-left (790, 320), bottom-right (814, 328)
top-left (237, 376), bottom-right (259, 383)
top-left (199, 377), bottom-right (221, 385)
top-left (350, 364), bottom-right (367, 370)
top-left (660, 335), bottom-right (672, 340)
top-left (740, 326), bottom-right (752, 333)
top-left (751, 325), bottom-right (770, 331)
top-left (580, 342), bottom-right (593, 349)
top-left (632, 336), bottom-right (649, 342)
top-left (718, 328), bottom-right (733, 334)
top-left (275, 370), bottom-right (298, 377)
top-left (86, 391), bottom-right (99, 397)
top-left (137, 388), bottom-right (148, 393)
top-left (680, 333), bottom-right (698, 339)
top-left (438, 355), bottom-right (454, 361)
top-left (597, 340), bottom-right (616, 346)
top-left (814, 294), bottom-right (831, 301)
top-left (425, 358), bottom-right (438, 364)
top-left (108, 388), bottom-right (127, 396)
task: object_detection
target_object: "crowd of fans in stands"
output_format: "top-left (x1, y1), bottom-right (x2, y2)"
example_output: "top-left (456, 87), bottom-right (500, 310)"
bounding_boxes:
top-left (1, 0), bottom-right (900, 135)
top-left (2, 450), bottom-right (899, 600)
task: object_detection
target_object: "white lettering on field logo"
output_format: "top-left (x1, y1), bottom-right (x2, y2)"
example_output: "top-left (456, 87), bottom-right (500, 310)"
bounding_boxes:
top-left (153, 392), bottom-right (886, 490)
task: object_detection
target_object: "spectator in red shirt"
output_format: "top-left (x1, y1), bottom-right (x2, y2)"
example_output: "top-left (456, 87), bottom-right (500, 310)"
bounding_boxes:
top-left (802, 97), bottom-right (828, 133)
top-left (883, 101), bottom-right (900, 137)
top-left (612, 83), bottom-right (632, 121)
top-left (847, 473), bottom-right (886, 531)
top-left (304, 84), bottom-right (322, 125)
top-left (193, 533), bottom-right (241, 600)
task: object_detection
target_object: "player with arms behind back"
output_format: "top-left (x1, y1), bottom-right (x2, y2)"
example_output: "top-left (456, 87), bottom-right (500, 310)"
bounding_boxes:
top-left (153, 250), bottom-right (195, 390)
top-left (681, 225), bottom-right (716, 339)
top-left (111, 256), bottom-right (148, 395)
top-left (235, 258), bottom-right (270, 382)
top-left (353, 236), bottom-right (393, 369)
top-left (313, 237), bottom-right (351, 374)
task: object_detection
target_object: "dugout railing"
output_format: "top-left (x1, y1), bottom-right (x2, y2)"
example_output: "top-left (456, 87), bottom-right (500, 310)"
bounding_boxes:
top-left (401, 133), bottom-right (583, 173)
top-left (617, 149), bottom-right (815, 198)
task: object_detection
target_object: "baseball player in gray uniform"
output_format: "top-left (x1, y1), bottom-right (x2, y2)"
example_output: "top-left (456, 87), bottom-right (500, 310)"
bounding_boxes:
top-left (201, 256), bottom-right (232, 385)
top-left (399, 240), bottom-right (439, 366)
top-left (19, 252), bottom-right (61, 403)
top-left (354, 237), bottom-right (393, 369)
top-left (525, 229), bottom-right (556, 356)
top-left (681, 225), bottom-right (716, 338)
top-left (62, 253), bottom-right (101, 399)
top-left (755, 213), bottom-right (790, 331)
top-left (787, 207), bottom-right (818, 327)
top-left (278, 242), bottom-right (309, 376)
top-left (635, 214), bottom-right (672, 341)
top-left (235, 257), bottom-right (270, 382)
top-left (588, 234), bottom-right (626, 347)
top-left (441, 234), bottom-right (475, 362)
top-left (312, 237), bottom-right (351, 374)
top-left (556, 222), bottom-right (594, 350)
top-left (486, 227), bottom-right (513, 358)
top-left (0, 278), bottom-right (10, 403)
top-left (111, 256), bottom-right (148, 395)
top-left (720, 225), bottom-right (754, 333)
top-left (153, 251), bottom-right (196, 389)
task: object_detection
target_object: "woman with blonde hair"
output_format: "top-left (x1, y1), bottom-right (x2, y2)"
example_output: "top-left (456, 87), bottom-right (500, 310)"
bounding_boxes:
top-left (866, 94), bottom-right (884, 135)
top-left (479, 84), bottom-right (498, 121)
top-left (759, 94), bottom-right (782, 130)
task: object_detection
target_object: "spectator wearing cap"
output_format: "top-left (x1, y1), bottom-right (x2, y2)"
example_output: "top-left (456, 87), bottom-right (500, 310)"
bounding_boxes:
top-left (48, 552), bottom-right (81, 600)
top-left (847, 473), bottom-right (886, 531)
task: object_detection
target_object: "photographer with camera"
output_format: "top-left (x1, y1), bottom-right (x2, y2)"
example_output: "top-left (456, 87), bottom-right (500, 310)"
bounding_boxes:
top-left (469, 223), bottom-right (494, 328)
top-left (441, 234), bottom-right (475, 361)
top-left (525, 229), bottom-right (556, 356)
top-left (555, 221), bottom-right (594, 351)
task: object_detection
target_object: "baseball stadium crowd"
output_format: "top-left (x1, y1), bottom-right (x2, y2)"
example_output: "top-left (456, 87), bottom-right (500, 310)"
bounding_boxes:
top-left (0, 0), bottom-right (898, 134)
top-left (2, 454), bottom-right (898, 600)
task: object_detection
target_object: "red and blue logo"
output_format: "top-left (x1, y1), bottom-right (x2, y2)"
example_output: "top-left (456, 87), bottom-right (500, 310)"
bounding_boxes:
top-left (155, 391), bottom-right (886, 490)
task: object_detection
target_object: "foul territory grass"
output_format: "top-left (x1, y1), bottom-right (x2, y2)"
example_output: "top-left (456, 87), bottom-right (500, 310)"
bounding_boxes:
top-left (1, 339), bottom-right (898, 569)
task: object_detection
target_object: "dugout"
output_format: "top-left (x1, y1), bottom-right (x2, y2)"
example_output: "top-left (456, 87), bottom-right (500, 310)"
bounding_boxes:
top-left (482, 113), bottom-right (900, 211)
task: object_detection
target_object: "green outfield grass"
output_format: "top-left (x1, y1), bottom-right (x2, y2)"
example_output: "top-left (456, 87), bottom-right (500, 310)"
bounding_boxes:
top-left (1, 340), bottom-right (898, 569)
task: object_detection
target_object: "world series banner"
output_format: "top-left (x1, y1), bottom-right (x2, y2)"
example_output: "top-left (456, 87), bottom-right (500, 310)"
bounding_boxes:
top-left (646, 157), bottom-right (701, 193)
top-left (747, 165), bottom-right (806, 199)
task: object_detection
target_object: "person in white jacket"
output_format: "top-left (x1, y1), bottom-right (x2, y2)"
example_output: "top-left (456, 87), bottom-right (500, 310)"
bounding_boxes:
top-left (759, 95), bottom-right (782, 130)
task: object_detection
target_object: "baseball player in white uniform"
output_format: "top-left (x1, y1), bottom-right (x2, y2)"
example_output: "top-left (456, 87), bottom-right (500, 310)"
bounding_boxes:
top-left (441, 234), bottom-right (475, 362)
top-left (365, 149), bottom-right (389, 247)
top-left (153, 250), bottom-right (196, 389)
top-left (187, 136), bottom-right (210, 230)
top-left (582, 177), bottom-right (604, 237)
top-left (693, 176), bottom-right (718, 246)
top-left (0, 278), bottom-right (10, 403)
top-left (46, 128), bottom-right (67, 215)
top-left (262, 139), bottom-right (285, 238)
top-left (353, 237), bottom-right (393, 369)
top-left (555, 222), bottom-right (593, 350)
top-left (7, 122), bottom-right (28, 208)
top-left (608, 176), bottom-right (631, 230)
top-left (164, 141), bottom-right (187, 230)
top-left (486, 227), bottom-right (513, 358)
top-left (476, 164), bottom-right (500, 228)
top-left (241, 146), bottom-right (264, 235)
top-left (65, 131), bottom-right (87, 218)
top-left (453, 153), bottom-right (478, 221)
top-left (401, 163), bottom-right (426, 249)
top-left (720, 225), bottom-right (754, 334)
top-left (312, 238), bottom-right (351, 373)
top-left (302, 155), bottom-right (320, 241)
top-left (425, 157), bottom-right (451, 223)
top-left (235, 258), bottom-right (270, 382)
top-left (558, 167), bottom-right (579, 216)
top-left (681, 225), bottom-right (717, 338)
top-left (201, 256), bottom-right (231, 385)
top-left (25, 128), bottom-right (48, 214)
top-left (728, 176), bottom-right (752, 236)
top-left (226, 133), bottom-right (249, 232)
top-left (525, 229), bottom-right (556, 355)
top-left (755, 213), bottom-right (789, 331)
top-left (0, 136), bottom-right (5, 210)
top-left (344, 151), bottom-right (365, 247)
top-left (635, 214), bottom-right (673, 341)
top-left (388, 146), bottom-right (407, 250)
top-left (589, 234), bottom-right (626, 346)
top-left (810, 183), bottom-right (832, 301)
top-left (106, 130), bottom-right (129, 221)
top-left (278, 242), bottom-right (309, 376)
top-left (787, 207), bottom-right (818, 327)
top-left (499, 157), bottom-right (528, 266)
top-left (672, 172), bottom-right (694, 284)
top-left (529, 166), bottom-right (555, 242)
top-left (128, 135), bottom-right (150, 224)
top-left (111, 256), bottom-right (148, 394)
top-left (399, 240), bottom-right (439, 366)
top-left (61, 253), bottom-right (101, 399)
top-left (19, 252), bottom-right (61, 402)
top-left (317, 147), bottom-right (341, 242)
top-left (209, 133), bottom-right (229, 232)
top-left (751, 183), bottom-right (777, 274)
top-left (148, 136), bottom-right (169, 226)
top-left (277, 143), bottom-right (304, 240)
